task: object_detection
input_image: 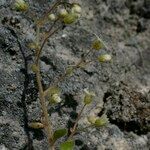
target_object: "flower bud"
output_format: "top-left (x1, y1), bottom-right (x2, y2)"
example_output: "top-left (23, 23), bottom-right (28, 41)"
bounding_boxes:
top-left (83, 89), bottom-right (95, 105)
top-left (87, 115), bottom-right (97, 124)
top-left (31, 64), bottom-right (38, 73)
top-left (98, 54), bottom-right (112, 62)
top-left (28, 42), bottom-right (39, 49)
top-left (94, 114), bottom-right (109, 127)
top-left (63, 13), bottom-right (78, 24)
top-left (59, 9), bottom-right (68, 18)
top-left (14, 0), bottom-right (28, 12)
top-left (92, 38), bottom-right (104, 50)
top-left (71, 4), bottom-right (82, 14)
top-left (48, 14), bottom-right (56, 21)
top-left (48, 86), bottom-right (60, 95)
top-left (50, 94), bottom-right (62, 104)
top-left (66, 67), bottom-right (74, 76)
top-left (28, 122), bottom-right (44, 129)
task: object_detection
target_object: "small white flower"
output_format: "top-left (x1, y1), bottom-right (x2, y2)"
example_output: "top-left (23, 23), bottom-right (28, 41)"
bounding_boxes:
top-left (48, 14), bottom-right (56, 21)
top-left (98, 54), bottom-right (112, 62)
top-left (84, 89), bottom-right (95, 97)
top-left (71, 4), bottom-right (82, 14)
top-left (51, 94), bottom-right (62, 103)
top-left (87, 115), bottom-right (98, 124)
top-left (59, 9), bottom-right (68, 18)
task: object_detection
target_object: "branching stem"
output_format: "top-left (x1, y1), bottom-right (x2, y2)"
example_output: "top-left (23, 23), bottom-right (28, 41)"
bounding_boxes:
top-left (44, 49), bottom-right (92, 96)
top-left (77, 124), bottom-right (94, 132)
top-left (36, 0), bottom-right (72, 26)
top-left (35, 63), bottom-right (53, 149)
top-left (35, 25), bottom-right (62, 64)
top-left (68, 104), bottom-right (86, 140)
top-left (34, 18), bottom-right (62, 150)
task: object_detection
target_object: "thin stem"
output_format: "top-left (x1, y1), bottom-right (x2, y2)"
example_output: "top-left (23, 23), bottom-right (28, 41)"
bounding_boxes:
top-left (36, 0), bottom-right (61, 25)
top-left (44, 48), bottom-right (93, 96)
top-left (35, 65), bottom-right (53, 147)
top-left (51, 145), bottom-right (55, 150)
top-left (77, 124), bottom-right (94, 132)
top-left (36, 0), bottom-right (72, 26)
top-left (45, 0), bottom-right (62, 17)
top-left (35, 25), bottom-right (62, 64)
top-left (40, 18), bottom-right (60, 43)
top-left (36, 26), bottom-right (40, 43)
top-left (32, 2), bottom-right (77, 150)
top-left (68, 104), bottom-right (86, 140)
top-left (34, 25), bottom-right (63, 150)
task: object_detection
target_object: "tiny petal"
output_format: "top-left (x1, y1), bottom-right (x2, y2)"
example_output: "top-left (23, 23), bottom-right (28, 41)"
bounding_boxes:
top-left (28, 42), bottom-right (39, 49)
top-left (87, 115), bottom-right (97, 124)
top-left (71, 4), bottom-right (82, 14)
top-left (98, 54), bottom-right (112, 62)
top-left (28, 122), bottom-right (44, 129)
top-left (84, 89), bottom-right (95, 96)
top-left (94, 114), bottom-right (109, 127)
top-left (49, 14), bottom-right (56, 21)
top-left (50, 94), bottom-right (62, 104)
top-left (59, 9), bottom-right (68, 18)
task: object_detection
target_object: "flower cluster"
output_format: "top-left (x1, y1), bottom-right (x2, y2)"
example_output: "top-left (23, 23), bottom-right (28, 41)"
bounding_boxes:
top-left (49, 3), bottom-right (82, 24)
top-left (87, 114), bottom-right (109, 127)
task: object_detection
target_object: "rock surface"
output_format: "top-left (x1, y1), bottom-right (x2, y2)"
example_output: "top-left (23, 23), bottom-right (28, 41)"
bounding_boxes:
top-left (0, 0), bottom-right (150, 150)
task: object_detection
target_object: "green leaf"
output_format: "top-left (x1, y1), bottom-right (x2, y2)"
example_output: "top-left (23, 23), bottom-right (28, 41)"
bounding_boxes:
top-left (60, 140), bottom-right (74, 150)
top-left (53, 129), bottom-right (67, 142)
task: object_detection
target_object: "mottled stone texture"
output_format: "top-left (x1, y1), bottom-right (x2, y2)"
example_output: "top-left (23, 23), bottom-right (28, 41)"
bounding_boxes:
top-left (0, 0), bottom-right (149, 150)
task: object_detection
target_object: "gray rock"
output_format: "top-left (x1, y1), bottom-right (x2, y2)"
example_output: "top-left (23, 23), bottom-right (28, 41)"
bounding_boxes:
top-left (0, 145), bottom-right (9, 150)
top-left (0, 0), bottom-right (6, 6)
top-left (0, 0), bottom-right (150, 149)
